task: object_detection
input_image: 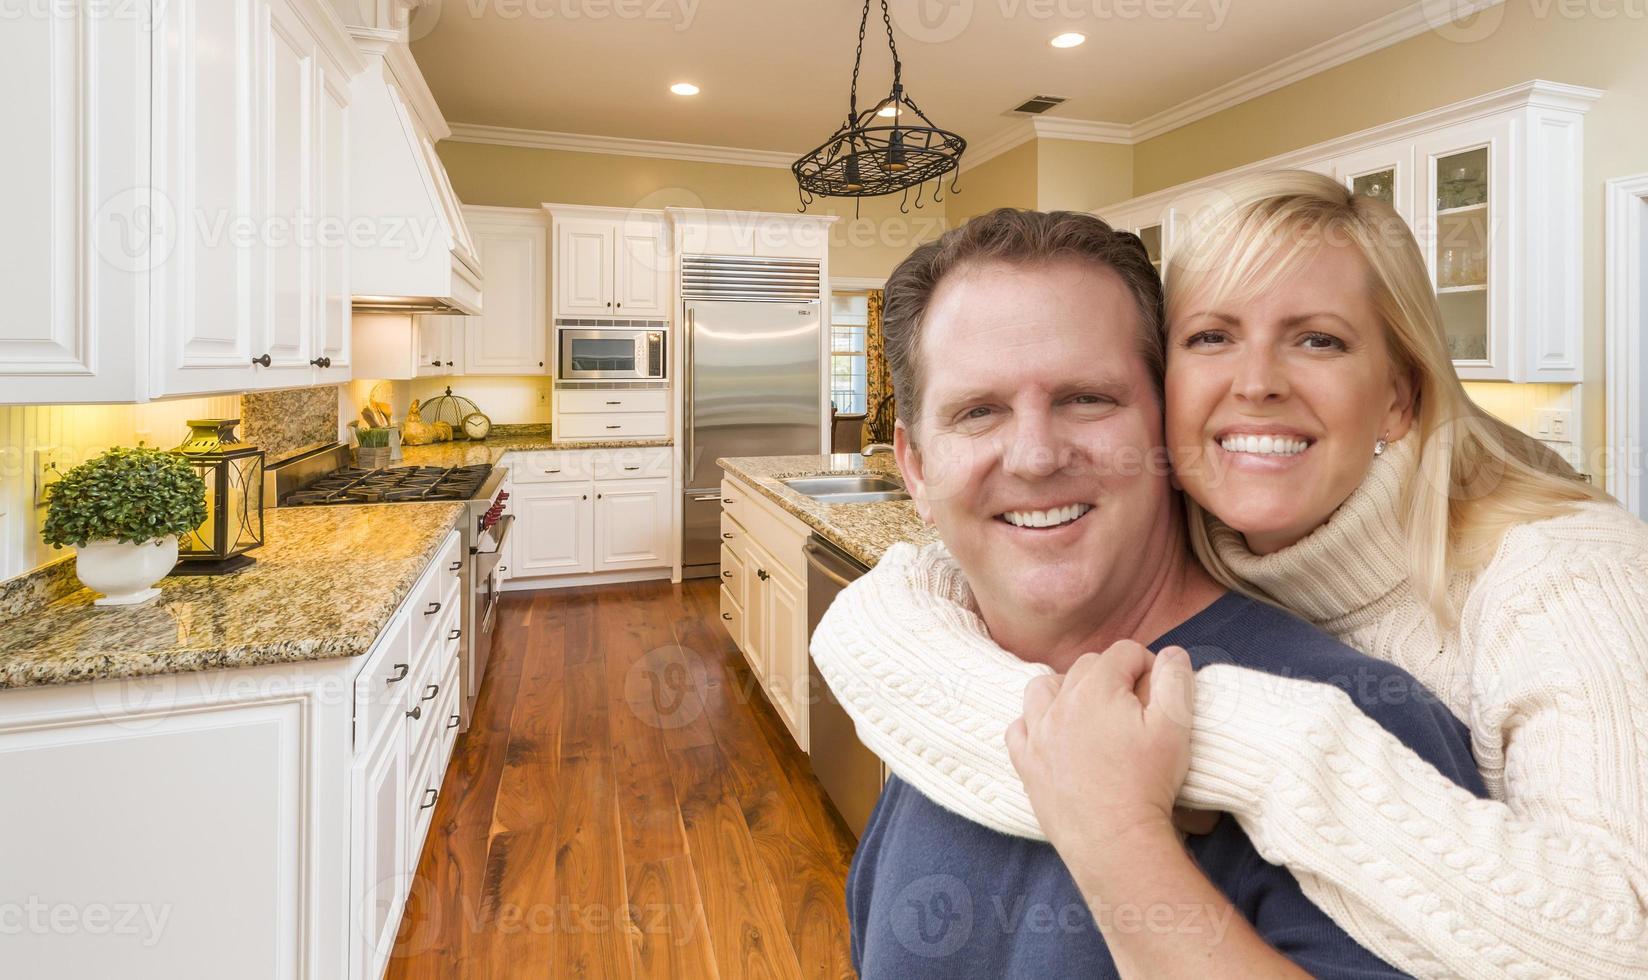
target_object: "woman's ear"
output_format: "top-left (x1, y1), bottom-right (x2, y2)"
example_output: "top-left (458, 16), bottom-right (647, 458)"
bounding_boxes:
top-left (1386, 367), bottom-right (1418, 441)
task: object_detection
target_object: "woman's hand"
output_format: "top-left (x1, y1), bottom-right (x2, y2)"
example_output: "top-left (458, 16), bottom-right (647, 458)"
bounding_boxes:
top-left (1004, 641), bottom-right (1197, 878)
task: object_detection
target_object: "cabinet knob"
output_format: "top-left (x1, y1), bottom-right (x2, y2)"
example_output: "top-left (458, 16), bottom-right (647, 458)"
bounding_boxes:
top-left (757, 569), bottom-right (769, 581)
top-left (251, 353), bottom-right (272, 367)
top-left (615, 302), bottom-right (621, 308)
top-left (406, 705), bottom-right (422, 720)
top-left (386, 663), bottom-right (409, 684)
top-left (597, 493), bottom-right (602, 499)
top-left (582, 494), bottom-right (588, 500)
top-left (309, 357), bottom-right (326, 367)
top-left (538, 361), bottom-right (545, 367)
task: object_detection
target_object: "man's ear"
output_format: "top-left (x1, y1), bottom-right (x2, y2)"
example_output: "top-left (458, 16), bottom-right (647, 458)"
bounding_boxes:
top-left (893, 420), bottom-right (934, 525)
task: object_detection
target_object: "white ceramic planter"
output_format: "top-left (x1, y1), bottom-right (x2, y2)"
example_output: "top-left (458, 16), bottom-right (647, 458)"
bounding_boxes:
top-left (76, 535), bottom-right (178, 606)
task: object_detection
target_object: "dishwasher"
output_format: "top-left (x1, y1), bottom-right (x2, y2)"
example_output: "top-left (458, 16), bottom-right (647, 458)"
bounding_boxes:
top-left (804, 534), bottom-right (887, 838)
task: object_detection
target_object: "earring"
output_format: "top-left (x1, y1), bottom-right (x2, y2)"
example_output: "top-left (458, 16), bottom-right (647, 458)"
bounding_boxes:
top-left (1374, 433), bottom-right (1388, 457)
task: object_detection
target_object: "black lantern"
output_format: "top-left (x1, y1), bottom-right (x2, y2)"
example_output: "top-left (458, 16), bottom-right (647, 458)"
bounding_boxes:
top-left (793, 0), bottom-right (965, 214)
top-left (172, 419), bottom-right (264, 574)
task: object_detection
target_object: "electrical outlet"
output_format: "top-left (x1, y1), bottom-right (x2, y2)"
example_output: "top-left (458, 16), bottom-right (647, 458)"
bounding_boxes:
top-left (537, 387), bottom-right (550, 407)
top-left (34, 448), bottom-right (74, 505)
top-left (1534, 409), bottom-right (1573, 443)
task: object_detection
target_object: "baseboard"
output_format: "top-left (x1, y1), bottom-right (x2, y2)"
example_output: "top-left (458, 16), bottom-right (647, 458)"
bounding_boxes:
top-left (500, 567), bottom-right (672, 591)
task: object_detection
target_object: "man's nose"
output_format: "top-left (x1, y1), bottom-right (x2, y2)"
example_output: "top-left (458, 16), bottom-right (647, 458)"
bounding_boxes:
top-left (1232, 346), bottom-right (1290, 403)
top-left (1000, 411), bottom-right (1068, 479)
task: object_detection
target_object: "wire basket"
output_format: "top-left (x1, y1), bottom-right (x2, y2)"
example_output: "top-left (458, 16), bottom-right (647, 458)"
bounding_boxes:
top-left (418, 387), bottom-right (485, 440)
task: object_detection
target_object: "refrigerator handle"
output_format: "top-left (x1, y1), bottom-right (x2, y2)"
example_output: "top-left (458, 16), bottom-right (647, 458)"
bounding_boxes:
top-left (683, 307), bottom-right (695, 486)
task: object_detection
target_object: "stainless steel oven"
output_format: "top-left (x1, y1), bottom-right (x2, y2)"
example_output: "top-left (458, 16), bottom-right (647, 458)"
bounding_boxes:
top-left (557, 327), bottom-right (666, 381)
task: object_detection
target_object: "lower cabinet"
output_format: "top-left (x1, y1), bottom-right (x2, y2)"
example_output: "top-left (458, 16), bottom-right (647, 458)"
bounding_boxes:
top-left (499, 449), bottom-right (673, 585)
top-left (717, 475), bottom-right (810, 750)
top-left (0, 530), bottom-right (464, 980)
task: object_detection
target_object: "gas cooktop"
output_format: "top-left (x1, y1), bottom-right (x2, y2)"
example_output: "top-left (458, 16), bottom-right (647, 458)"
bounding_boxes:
top-left (279, 464), bottom-right (494, 506)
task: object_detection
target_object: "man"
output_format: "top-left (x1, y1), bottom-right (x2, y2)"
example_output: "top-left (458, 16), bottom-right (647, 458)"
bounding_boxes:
top-left (839, 209), bottom-right (1483, 977)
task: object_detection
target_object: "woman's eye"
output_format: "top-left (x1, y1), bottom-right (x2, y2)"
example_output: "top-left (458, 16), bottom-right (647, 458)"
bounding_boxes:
top-left (1301, 332), bottom-right (1347, 351)
top-left (1183, 330), bottom-right (1227, 347)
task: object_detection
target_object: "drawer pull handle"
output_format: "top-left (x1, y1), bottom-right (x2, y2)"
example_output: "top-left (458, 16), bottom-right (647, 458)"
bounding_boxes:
top-left (545, 469), bottom-right (561, 474)
top-left (448, 714), bottom-right (460, 729)
top-left (722, 531), bottom-right (733, 539)
top-left (448, 560), bottom-right (462, 572)
top-left (605, 400), bottom-right (622, 405)
top-left (387, 663), bottom-right (409, 684)
top-left (721, 612), bottom-right (732, 621)
top-left (424, 601), bottom-right (441, 616)
top-left (423, 683), bottom-right (439, 701)
top-left (499, 565), bottom-right (508, 573)
top-left (448, 628), bottom-right (462, 641)
top-left (722, 570), bottom-right (732, 578)
top-left (606, 425), bottom-right (621, 430)
top-left (623, 466), bottom-right (640, 471)
top-left (722, 497), bottom-right (734, 504)
top-left (421, 788), bottom-right (438, 809)
top-left (406, 705), bottom-right (422, 720)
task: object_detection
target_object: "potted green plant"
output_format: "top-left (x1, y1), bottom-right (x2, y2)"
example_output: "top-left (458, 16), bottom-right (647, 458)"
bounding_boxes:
top-left (355, 426), bottom-right (392, 469)
top-left (44, 447), bottom-right (208, 606)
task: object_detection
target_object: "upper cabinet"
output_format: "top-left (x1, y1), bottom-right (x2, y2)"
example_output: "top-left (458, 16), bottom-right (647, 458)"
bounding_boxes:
top-left (464, 208), bottom-right (549, 374)
top-left (0, 0), bottom-right (362, 404)
top-left (548, 207), bottom-right (671, 319)
top-left (1095, 80), bottom-right (1599, 383)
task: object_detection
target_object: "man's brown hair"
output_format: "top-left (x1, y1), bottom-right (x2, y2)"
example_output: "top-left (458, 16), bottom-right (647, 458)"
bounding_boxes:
top-left (880, 208), bottom-right (1165, 439)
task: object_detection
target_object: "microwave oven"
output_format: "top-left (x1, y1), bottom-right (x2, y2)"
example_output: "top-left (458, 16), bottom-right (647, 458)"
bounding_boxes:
top-left (556, 327), bottom-right (666, 381)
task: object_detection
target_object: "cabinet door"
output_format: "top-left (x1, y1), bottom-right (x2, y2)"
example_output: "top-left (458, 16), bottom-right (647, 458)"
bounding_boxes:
top-left (417, 315), bottom-right (461, 376)
top-left (741, 541), bottom-right (771, 686)
top-left (511, 483), bottom-right (593, 576)
top-left (152, 0), bottom-right (267, 397)
top-left (613, 219), bottom-right (670, 317)
top-left (555, 218), bottom-right (615, 316)
top-left (764, 563), bottom-right (809, 751)
top-left (1335, 140), bottom-right (1414, 224)
top-left (258, 0), bottom-right (317, 387)
top-left (1413, 118), bottom-right (1512, 380)
top-left (314, 60), bottom-right (350, 379)
top-left (466, 223), bottom-right (549, 374)
top-left (592, 477), bottom-right (671, 571)
top-left (350, 712), bottom-right (409, 980)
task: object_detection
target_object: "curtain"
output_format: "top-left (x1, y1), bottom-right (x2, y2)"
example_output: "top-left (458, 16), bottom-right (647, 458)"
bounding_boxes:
top-left (863, 289), bottom-right (894, 446)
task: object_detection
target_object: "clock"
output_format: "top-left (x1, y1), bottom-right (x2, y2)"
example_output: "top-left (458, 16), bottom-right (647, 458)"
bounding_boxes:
top-left (461, 412), bottom-right (492, 441)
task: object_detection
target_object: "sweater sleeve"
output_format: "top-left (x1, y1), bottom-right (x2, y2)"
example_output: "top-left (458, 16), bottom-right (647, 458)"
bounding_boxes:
top-left (811, 539), bottom-right (1648, 978)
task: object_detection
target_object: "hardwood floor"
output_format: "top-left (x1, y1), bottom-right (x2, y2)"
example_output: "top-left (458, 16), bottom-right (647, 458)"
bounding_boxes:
top-left (384, 579), bottom-right (859, 980)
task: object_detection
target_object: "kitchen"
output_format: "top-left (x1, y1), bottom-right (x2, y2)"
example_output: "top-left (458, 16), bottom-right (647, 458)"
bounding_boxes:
top-left (3, 0), bottom-right (1648, 977)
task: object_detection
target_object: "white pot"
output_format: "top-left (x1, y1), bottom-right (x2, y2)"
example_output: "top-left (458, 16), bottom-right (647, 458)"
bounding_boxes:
top-left (76, 535), bottom-right (178, 606)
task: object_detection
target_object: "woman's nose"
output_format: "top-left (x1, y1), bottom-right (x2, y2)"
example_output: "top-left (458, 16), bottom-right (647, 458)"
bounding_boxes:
top-left (1232, 347), bottom-right (1289, 403)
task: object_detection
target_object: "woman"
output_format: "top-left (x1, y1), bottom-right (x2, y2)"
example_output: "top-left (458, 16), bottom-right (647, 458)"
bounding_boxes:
top-left (811, 171), bottom-right (1648, 977)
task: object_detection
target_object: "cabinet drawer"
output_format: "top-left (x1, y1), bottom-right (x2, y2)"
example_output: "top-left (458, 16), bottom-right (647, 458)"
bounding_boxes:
top-left (719, 543), bottom-right (745, 601)
top-left (555, 412), bottom-right (668, 440)
top-left (558, 388), bottom-right (669, 415)
top-left (506, 449), bottom-right (592, 483)
top-left (718, 585), bottom-right (743, 646)
top-left (354, 608), bottom-right (414, 748)
top-left (719, 478), bottom-right (746, 528)
top-left (591, 445), bottom-right (671, 480)
top-left (408, 569), bottom-right (453, 659)
top-left (412, 651), bottom-right (459, 782)
top-left (719, 510), bottom-right (746, 553)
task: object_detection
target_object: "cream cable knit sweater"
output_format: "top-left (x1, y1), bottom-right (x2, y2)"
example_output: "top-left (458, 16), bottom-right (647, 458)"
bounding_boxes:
top-left (810, 435), bottom-right (1648, 978)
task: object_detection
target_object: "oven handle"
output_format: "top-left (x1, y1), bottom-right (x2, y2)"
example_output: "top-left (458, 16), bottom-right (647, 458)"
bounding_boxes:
top-left (471, 513), bottom-right (514, 556)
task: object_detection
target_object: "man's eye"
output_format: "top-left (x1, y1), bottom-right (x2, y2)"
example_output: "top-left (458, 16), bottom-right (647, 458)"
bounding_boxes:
top-left (1071, 394), bottom-right (1113, 406)
top-left (961, 406), bottom-right (993, 420)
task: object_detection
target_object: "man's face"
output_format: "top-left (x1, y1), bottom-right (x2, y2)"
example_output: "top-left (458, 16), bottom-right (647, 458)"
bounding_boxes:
top-left (894, 259), bottom-right (1178, 632)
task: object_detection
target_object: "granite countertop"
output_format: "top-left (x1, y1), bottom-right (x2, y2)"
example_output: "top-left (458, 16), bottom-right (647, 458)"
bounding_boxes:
top-left (0, 503), bottom-right (466, 690)
top-left (716, 454), bottom-right (939, 568)
top-left (398, 431), bottom-right (672, 468)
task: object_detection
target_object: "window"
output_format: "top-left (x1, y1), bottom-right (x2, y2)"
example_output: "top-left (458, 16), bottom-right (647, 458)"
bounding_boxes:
top-left (830, 292), bottom-right (870, 415)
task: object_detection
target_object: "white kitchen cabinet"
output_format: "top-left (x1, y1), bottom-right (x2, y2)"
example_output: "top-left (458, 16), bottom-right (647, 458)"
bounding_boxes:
top-left (349, 693), bottom-right (410, 980)
top-left (1094, 81), bottom-right (1597, 384)
top-left (418, 315), bottom-right (466, 376)
top-left (548, 207), bottom-right (671, 318)
top-left (498, 449), bottom-right (674, 585)
top-left (593, 477), bottom-right (672, 570)
top-left (511, 482), bottom-right (594, 576)
top-left (762, 560), bottom-right (809, 749)
top-left (0, 0), bottom-right (361, 403)
top-left (464, 207), bottom-right (549, 374)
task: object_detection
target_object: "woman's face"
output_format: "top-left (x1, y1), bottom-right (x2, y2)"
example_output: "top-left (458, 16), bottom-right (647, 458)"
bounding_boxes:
top-left (1165, 241), bottom-right (1415, 555)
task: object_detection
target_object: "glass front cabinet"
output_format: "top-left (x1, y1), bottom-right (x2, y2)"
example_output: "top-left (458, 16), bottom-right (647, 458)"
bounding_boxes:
top-left (1096, 81), bottom-right (1598, 383)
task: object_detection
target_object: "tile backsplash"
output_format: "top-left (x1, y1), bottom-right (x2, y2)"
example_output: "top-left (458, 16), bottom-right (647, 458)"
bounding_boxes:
top-left (242, 385), bottom-right (341, 460)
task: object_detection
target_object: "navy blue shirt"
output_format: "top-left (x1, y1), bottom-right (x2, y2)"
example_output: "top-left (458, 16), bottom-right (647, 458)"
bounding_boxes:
top-left (848, 591), bottom-right (1485, 979)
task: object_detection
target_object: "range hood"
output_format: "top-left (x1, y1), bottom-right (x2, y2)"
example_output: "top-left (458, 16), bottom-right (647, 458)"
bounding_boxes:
top-left (347, 29), bottom-right (483, 315)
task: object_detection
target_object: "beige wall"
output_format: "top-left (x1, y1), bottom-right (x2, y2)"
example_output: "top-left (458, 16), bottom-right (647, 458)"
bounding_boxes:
top-left (1127, 5), bottom-right (1648, 476)
top-left (436, 141), bottom-right (948, 282)
top-left (1037, 140), bottom-right (1133, 214)
top-left (944, 140), bottom-right (1038, 223)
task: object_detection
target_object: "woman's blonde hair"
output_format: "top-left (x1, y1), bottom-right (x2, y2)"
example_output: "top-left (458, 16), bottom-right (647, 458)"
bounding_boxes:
top-left (1165, 170), bottom-right (1606, 624)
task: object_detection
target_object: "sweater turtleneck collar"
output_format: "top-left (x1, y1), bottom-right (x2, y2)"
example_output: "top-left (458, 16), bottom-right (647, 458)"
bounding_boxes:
top-left (1205, 432), bottom-right (1418, 625)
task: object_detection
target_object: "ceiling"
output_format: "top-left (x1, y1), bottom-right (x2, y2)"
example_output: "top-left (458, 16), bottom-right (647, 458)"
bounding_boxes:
top-left (407, 0), bottom-right (1419, 154)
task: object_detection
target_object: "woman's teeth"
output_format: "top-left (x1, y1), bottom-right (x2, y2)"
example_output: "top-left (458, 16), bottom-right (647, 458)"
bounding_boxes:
top-left (1000, 503), bottom-right (1093, 529)
top-left (1220, 435), bottom-right (1310, 457)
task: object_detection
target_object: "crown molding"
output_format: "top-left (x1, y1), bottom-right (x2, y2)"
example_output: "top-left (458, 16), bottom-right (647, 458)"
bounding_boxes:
top-left (445, 123), bottom-right (799, 169)
top-left (1030, 117), bottom-right (1133, 144)
top-left (1129, 0), bottom-right (1509, 142)
top-left (958, 121), bottom-right (1037, 171)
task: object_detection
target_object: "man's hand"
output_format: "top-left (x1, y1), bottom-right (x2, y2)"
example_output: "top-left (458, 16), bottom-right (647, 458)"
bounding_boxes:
top-left (1005, 642), bottom-right (1197, 877)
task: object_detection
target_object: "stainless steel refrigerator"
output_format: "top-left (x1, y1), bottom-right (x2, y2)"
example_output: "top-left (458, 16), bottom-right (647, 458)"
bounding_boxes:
top-left (680, 255), bottom-right (825, 577)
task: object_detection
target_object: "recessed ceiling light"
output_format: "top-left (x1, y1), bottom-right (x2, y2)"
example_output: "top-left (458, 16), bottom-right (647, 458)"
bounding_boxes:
top-left (1050, 32), bottom-right (1086, 48)
top-left (670, 82), bottom-right (700, 96)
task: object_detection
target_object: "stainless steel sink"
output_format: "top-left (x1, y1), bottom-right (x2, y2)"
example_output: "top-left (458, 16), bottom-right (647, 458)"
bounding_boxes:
top-left (782, 475), bottom-right (904, 496)
top-left (808, 491), bottom-right (910, 504)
